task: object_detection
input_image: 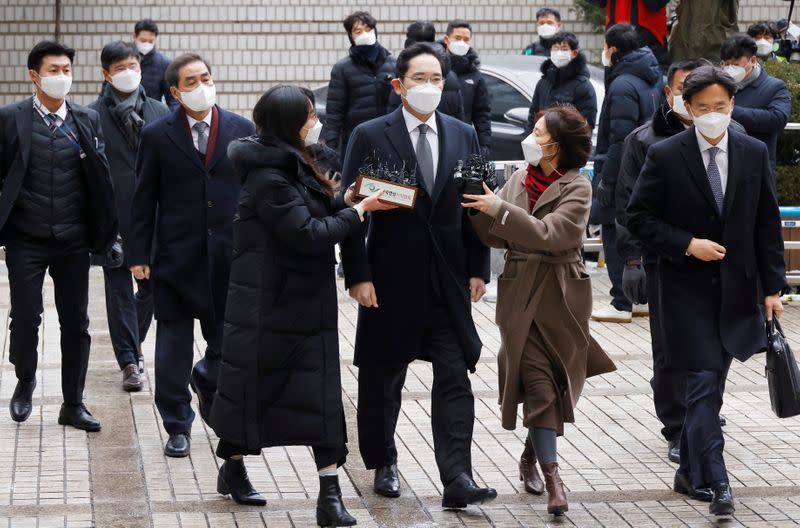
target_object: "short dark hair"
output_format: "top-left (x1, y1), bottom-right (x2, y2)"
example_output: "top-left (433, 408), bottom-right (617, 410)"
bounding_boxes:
top-left (343, 11), bottom-right (377, 34)
top-left (666, 60), bottom-right (705, 87)
top-left (165, 53), bottom-right (211, 88)
top-left (536, 8), bottom-right (561, 22)
top-left (534, 106), bottom-right (592, 170)
top-left (406, 21), bottom-right (436, 45)
top-left (27, 40), bottom-right (75, 71)
top-left (720, 35), bottom-right (758, 61)
top-left (446, 19), bottom-right (472, 35)
top-left (134, 18), bottom-right (159, 36)
top-left (747, 21), bottom-right (776, 39)
top-left (681, 65), bottom-right (737, 104)
top-left (101, 40), bottom-right (139, 71)
top-left (396, 42), bottom-right (445, 80)
top-left (605, 23), bottom-right (640, 55)
top-left (550, 31), bottom-right (579, 51)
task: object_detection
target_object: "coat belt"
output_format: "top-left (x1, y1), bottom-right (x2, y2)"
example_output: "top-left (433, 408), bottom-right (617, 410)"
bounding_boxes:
top-left (506, 250), bottom-right (582, 265)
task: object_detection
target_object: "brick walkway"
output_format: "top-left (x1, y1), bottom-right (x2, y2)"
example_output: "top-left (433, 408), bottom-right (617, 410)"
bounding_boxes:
top-left (0, 261), bottom-right (799, 527)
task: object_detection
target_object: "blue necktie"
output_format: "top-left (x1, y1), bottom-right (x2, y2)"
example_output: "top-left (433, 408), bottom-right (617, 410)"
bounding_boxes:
top-left (706, 146), bottom-right (724, 213)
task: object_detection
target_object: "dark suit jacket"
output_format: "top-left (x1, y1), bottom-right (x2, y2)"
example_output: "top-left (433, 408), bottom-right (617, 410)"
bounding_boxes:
top-left (340, 107), bottom-right (490, 370)
top-left (0, 97), bottom-right (118, 254)
top-left (128, 105), bottom-right (255, 321)
top-left (627, 127), bottom-right (786, 370)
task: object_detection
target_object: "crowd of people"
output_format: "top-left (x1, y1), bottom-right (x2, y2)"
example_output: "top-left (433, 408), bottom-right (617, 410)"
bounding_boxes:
top-left (0, 3), bottom-right (793, 525)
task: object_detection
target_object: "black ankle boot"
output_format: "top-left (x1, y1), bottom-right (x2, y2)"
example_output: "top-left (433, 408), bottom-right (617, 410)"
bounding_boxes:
top-left (316, 475), bottom-right (357, 527)
top-left (217, 458), bottom-right (266, 506)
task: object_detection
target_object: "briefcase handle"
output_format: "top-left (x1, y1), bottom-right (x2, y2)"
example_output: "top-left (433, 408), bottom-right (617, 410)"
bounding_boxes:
top-left (767, 318), bottom-right (786, 339)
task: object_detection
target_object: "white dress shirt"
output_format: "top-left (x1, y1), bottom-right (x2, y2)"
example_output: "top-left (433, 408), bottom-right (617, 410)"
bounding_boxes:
top-left (34, 94), bottom-right (67, 125)
top-left (695, 126), bottom-right (729, 194)
top-left (186, 111), bottom-right (213, 151)
top-left (402, 107), bottom-right (439, 181)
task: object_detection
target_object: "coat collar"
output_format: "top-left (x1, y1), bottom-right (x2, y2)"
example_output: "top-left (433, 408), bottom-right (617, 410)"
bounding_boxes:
top-left (679, 127), bottom-right (740, 219)
top-left (165, 105), bottom-right (227, 171)
top-left (531, 168), bottom-right (580, 215)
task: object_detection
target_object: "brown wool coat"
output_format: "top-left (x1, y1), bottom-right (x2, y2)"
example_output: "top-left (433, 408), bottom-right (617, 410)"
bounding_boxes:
top-left (471, 167), bottom-right (616, 430)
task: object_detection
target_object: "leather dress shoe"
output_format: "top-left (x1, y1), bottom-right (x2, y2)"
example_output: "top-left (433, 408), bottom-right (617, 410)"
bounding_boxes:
top-left (673, 472), bottom-right (713, 502)
top-left (441, 472), bottom-right (497, 509)
top-left (667, 439), bottom-right (680, 464)
top-left (374, 464), bottom-right (401, 498)
top-left (217, 458), bottom-right (266, 505)
top-left (122, 364), bottom-right (143, 392)
top-left (519, 436), bottom-right (545, 494)
top-left (710, 482), bottom-right (735, 516)
top-left (164, 433), bottom-right (191, 457)
top-left (10, 379), bottom-right (36, 422)
top-left (189, 375), bottom-right (212, 425)
top-left (58, 404), bottom-right (101, 432)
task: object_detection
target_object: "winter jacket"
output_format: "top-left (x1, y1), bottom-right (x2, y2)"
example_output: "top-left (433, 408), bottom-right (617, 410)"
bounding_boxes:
top-left (448, 46), bottom-right (492, 152)
top-left (139, 48), bottom-right (176, 108)
top-left (669, 0), bottom-right (740, 63)
top-left (527, 52), bottom-right (597, 132)
top-left (322, 45), bottom-right (396, 155)
top-left (522, 38), bottom-right (553, 57)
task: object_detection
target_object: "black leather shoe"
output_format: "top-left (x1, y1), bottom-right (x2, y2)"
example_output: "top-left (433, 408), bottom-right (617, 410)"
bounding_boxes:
top-left (58, 404), bottom-right (101, 432)
top-left (710, 482), bottom-right (735, 516)
top-left (189, 375), bottom-right (212, 425)
top-left (673, 472), bottom-right (713, 502)
top-left (164, 433), bottom-right (191, 457)
top-left (217, 458), bottom-right (266, 505)
top-left (10, 379), bottom-right (36, 422)
top-left (442, 472), bottom-right (498, 509)
top-left (667, 439), bottom-right (680, 464)
top-left (317, 475), bottom-right (357, 527)
top-left (374, 464), bottom-right (400, 498)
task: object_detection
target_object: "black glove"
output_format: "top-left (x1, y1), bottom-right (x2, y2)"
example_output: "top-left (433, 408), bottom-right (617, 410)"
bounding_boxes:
top-left (622, 257), bottom-right (647, 305)
top-left (595, 178), bottom-right (615, 208)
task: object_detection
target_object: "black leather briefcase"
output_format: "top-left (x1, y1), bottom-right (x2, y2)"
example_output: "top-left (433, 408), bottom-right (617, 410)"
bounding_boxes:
top-left (766, 318), bottom-right (800, 418)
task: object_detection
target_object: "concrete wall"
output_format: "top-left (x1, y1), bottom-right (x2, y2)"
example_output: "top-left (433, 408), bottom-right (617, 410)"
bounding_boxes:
top-left (0, 0), bottom-right (793, 115)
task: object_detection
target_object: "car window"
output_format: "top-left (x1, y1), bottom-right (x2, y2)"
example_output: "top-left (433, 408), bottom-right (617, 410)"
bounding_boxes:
top-left (483, 74), bottom-right (530, 122)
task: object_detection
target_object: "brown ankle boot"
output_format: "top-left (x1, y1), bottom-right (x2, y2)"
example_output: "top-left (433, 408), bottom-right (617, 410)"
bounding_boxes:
top-left (519, 437), bottom-right (545, 495)
top-left (541, 462), bottom-right (568, 515)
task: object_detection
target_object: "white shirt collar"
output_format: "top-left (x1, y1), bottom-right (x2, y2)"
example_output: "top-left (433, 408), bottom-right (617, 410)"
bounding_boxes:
top-left (402, 107), bottom-right (437, 135)
top-left (694, 126), bottom-right (728, 154)
top-left (34, 94), bottom-right (67, 121)
top-left (186, 110), bottom-right (213, 129)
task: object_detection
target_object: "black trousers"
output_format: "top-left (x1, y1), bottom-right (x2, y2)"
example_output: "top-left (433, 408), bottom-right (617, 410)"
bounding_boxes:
top-left (357, 304), bottom-right (474, 485)
top-left (602, 223), bottom-right (632, 312)
top-left (6, 240), bottom-right (90, 406)
top-left (678, 356), bottom-right (733, 489)
top-left (102, 266), bottom-right (153, 369)
top-left (154, 317), bottom-right (221, 435)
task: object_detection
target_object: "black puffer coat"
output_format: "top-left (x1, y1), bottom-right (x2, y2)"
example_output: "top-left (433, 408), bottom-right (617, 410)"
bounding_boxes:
top-left (322, 45), bottom-right (396, 155)
top-left (527, 52), bottom-right (597, 132)
top-left (449, 46), bottom-right (492, 152)
top-left (210, 137), bottom-right (362, 451)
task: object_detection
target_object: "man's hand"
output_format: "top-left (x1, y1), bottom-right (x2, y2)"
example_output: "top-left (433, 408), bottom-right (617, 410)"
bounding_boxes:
top-left (469, 277), bottom-right (486, 302)
top-left (622, 257), bottom-right (647, 305)
top-left (130, 265), bottom-right (150, 280)
top-left (686, 238), bottom-right (726, 261)
top-left (349, 281), bottom-right (378, 308)
top-left (765, 292), bottom-right (784, 321)
top-left (595, 179), bottom-right (615, 208)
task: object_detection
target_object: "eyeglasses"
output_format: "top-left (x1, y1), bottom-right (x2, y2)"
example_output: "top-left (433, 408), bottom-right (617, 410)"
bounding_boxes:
top-left (407, 74), bottom-right (444, 84)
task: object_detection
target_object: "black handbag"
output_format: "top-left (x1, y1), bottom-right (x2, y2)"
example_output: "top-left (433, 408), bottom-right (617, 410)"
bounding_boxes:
top-left (765, 318), bottom-right (800, 418)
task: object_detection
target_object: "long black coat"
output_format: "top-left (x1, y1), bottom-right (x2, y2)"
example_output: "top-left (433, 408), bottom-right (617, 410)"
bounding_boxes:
top-left (210, 138), bottom-right (362, 450)
top-left (627, 128), bottom-right (786, 370)
top-left (340, 108), bottom-right (490, 371)
top-left (322, 45), bottom-right (396, 155)
top-left (128, 106), bottom-right (255, 321)
top-left (449, 46), bottom-right (492, 152)
top-left (0, 98), bottom-right (118, 254)
top-left (527, 52), bottom-right (597, 133)
top-left (89, 85), bottom-right (169, 256)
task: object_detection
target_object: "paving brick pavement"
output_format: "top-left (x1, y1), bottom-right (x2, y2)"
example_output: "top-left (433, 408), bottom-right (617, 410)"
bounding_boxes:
top-left (0, 260), bottom-right (799, 527)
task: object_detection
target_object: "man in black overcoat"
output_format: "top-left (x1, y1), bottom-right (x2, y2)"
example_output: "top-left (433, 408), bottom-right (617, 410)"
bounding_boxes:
top-left (627, 66), bottom-right (786, 517)
top-left (128, 54), bottom-right (255, 457)
top-left (0, 41), bottom-right (118, 431)
top-left (340, 43), bottom-right (495, 508)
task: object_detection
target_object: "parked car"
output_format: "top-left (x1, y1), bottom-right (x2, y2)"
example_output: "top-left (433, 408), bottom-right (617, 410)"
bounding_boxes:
top-left (313, 54), bottom-right (605, 161)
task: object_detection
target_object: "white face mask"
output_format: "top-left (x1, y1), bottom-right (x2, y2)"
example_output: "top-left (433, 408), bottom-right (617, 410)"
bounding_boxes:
top-left (601, 49), bottom-right (612, 67)
top-left (550, 49), bottom-right (572, 68)
top-left (179, 83), bottom-right (216, 112)
top-left (37, 73), bottom-right (72, 99)
top-left (135, 41), bottom-right (155, 55)
top-left (521, 133), bottom-right (557, 166)
top-left (110, 68), bottom-right (142, 93)
top-left (354, 30), bottom-right (377, 46)
top-left (448, 40), bottom-right (470, 57)
top-left (755, 39), bottom-right (773, 57)
top-left (537, 24), bottom-right (558, 39)
top-left (723, 64), bottom-right (746, 83)
top-left (691, 108), bottom-right (732, 139)
top-left (303, 119), bottom-right (323, 146)
top-left (403, 82), bottom-right (442, 114)
top-left (670, 94), bottom-right (692, 120)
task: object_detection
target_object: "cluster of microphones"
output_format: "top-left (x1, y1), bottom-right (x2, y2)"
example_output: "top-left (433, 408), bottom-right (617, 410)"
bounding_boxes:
top-left (358, 152), bottom-right (418, 188)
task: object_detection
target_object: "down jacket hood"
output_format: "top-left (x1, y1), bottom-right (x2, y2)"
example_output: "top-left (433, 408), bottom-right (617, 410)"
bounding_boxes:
top-left (607, 47), bottom-right (661, 88)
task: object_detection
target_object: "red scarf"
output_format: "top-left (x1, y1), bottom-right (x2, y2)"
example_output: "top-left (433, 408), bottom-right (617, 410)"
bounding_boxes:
top-left (524, 164), bottom-right (562, 212)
